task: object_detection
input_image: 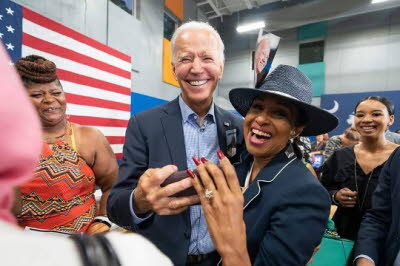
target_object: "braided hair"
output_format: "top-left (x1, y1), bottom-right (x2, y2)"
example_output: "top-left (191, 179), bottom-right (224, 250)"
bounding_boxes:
top-left (15, 55), bottom-right (60, 88)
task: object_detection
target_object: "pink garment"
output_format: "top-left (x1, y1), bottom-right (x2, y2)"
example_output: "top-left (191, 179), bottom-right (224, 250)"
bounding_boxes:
top-left (0, 47), bottom-right (41, 224)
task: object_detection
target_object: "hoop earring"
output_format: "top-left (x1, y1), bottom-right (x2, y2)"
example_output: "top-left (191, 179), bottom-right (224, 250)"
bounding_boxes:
top-left (65, 105), bottom-right (70, 121)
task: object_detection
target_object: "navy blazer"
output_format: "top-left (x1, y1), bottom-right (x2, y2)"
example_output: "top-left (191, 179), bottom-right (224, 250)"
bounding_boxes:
top-left (234, 148), bottom-right (331, 266)
top-left (355, 147), bottom-right (400, 266)
top-left (107, 98), bottom-right (244, 266)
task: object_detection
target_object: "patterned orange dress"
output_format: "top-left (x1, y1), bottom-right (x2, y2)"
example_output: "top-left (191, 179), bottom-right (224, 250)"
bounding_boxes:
top-left (18, 123), bottom-right (97, 233)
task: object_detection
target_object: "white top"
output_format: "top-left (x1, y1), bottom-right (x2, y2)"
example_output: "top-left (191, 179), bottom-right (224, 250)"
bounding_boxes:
top-left (0, 221), bottom-right (172, 266)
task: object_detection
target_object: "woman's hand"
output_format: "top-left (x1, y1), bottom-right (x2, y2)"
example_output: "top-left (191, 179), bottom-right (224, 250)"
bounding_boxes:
top-left (335, 188), bottom-right (358, 207)
top-left (191, 152), bottom-right (251, 266)
top-left (86, 221), bottom-right (110, 235)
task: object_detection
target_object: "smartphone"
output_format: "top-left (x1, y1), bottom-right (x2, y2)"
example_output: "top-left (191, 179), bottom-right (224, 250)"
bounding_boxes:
top-left (160, 170), bottom-right (197, 197)
top-left (312, 154), bottom-right (324, 169)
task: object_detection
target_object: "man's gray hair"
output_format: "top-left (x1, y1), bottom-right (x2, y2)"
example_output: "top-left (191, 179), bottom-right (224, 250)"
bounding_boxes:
top-left (170, 21), bottom-right (225, 64)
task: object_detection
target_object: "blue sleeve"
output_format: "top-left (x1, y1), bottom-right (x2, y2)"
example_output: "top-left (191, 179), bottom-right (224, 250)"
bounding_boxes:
top-left (253, 182), bottom-right (331, 265)
top-left (354, 147), bottom-right (400, 264)
top-left (107, 115), bottom-right (149, 231)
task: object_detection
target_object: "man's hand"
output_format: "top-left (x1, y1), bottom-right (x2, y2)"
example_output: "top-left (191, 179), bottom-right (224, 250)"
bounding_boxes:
top-left (133, 165), bottom-right (200, 215)
top-left (356, 257), bottom-right (375, 266)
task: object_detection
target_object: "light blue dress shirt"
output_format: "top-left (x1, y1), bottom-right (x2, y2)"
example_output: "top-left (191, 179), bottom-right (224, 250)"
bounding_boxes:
top-left (129, 96), bottom-right (218, 255)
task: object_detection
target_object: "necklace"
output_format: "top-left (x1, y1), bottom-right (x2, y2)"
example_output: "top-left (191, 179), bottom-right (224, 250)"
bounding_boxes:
top-left (354, 157), bottom-right (374, 211)
top-left (44, 121), bottom-right (70, 144)
top-left (45, 133), bottom-right (66, 144)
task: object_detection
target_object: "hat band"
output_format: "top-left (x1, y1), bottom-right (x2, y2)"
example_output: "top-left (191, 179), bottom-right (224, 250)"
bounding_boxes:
top-left (266, 90), bottom-right (299, 101)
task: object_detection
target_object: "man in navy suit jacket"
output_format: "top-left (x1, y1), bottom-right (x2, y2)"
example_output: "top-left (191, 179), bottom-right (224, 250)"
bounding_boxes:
top-left (355, 147), bottom-right (400, 266)
top-left (107, 21), bottom-right (244, 266)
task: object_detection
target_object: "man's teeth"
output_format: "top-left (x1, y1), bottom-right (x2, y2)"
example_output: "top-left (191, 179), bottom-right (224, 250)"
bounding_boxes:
top-left (252, 128), bottom-right (271, 138)
top-left (189, 80), bottom-right (207, 86)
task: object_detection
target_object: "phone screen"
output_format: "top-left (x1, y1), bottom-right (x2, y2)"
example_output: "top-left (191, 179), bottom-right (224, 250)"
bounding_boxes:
top-left (312, 154), bottom-right (324, 169)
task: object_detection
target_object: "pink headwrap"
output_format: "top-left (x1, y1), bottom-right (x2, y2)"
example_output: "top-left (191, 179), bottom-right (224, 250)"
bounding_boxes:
top-left (0, 47), bottom-right (41, 224)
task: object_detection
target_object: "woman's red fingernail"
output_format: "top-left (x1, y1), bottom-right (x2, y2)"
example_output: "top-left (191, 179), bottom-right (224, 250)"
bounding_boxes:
top-left (217, 150), bottom-right (225, 160)
top-left (192, 155), bottom-right (201, 166)
top-left (187, 169), bottom-right (195, 179)
top-left (200, 157), bottom-right (208, 163)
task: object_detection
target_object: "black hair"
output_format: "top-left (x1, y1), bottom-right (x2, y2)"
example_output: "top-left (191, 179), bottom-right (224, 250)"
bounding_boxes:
top-left (354, 96), bottom-right (394, 116)
top-left (292, 136), bottom-right (311, 161)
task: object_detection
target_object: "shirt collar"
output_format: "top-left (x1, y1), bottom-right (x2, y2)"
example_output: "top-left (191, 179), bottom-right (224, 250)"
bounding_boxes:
top-left (178, 95), bottom-right (215, 123)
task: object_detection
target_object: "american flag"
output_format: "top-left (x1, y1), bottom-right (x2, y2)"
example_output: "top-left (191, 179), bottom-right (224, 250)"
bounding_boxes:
top-left (0, 0), bottom-right (131, 160)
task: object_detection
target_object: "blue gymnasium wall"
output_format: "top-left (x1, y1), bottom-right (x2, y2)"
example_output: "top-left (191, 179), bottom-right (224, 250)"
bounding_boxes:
top-left (320, 91), bottom-right (400, 136)
top-left (131, 92), bottom-right (168, 115)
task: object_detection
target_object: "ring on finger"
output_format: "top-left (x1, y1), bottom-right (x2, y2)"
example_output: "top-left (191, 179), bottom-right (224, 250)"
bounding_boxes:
top-left (348, 196), bottom-right (352, 200)
top-left (204, 188), bottom-right (214, 200)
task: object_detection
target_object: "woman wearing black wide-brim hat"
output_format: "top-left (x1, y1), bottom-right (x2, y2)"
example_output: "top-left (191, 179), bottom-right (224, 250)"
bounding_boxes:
top-left (190, 65), bottom-right (338, 265)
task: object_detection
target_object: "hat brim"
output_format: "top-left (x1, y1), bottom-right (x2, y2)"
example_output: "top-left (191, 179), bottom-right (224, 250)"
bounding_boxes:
top-left (229, 88), bottom-right (338, 136)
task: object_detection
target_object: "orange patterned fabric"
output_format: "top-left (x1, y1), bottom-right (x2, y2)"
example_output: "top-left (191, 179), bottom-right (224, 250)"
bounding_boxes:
top-left (18, 137), bottom-right (96, 233)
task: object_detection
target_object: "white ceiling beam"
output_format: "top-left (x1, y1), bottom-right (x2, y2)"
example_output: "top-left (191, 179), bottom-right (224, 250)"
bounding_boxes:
top-left (220, 0), bottom-right (232, 14)
top-left (243, 0), bottom-right (254, 9)
top-left (197, 1), bottom-right (208, 6)
top-left (206, 0), bottom-right (223, 17)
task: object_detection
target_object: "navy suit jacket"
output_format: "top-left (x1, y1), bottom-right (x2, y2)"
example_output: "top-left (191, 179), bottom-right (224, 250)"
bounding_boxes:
top-left (107, 98), bottom-right (244, 266)
top-left (355, 147), bottom-right (400, 266)
top-left (234, 148), bottom-right (331, 266)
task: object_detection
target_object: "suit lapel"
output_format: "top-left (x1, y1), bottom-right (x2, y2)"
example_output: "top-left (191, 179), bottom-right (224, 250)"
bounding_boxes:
top-left (160, 98), bottom-right (188, 170)
top-left (215, 105), bottom-right (228, 154)
top-left (242, 150), bottom-right (296, 210)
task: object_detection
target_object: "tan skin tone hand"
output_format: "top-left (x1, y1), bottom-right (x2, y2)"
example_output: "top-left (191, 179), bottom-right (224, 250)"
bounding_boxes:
top-left (133, 165), bottom-right (200, 216)
top-left (335, 188), bottom-right (358, 208)
top-left (192, 155), bottom-right (251, 266)
top-left (356, 258), bottom-right (375, 266)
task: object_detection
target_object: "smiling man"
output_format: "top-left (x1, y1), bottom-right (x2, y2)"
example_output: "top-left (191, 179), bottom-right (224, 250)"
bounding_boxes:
top-left (107, 21), bottom-right (244, 266)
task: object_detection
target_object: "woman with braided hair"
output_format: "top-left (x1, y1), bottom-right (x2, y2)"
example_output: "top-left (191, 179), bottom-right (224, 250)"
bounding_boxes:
top-left (15, 55), bottom-right (118, 234)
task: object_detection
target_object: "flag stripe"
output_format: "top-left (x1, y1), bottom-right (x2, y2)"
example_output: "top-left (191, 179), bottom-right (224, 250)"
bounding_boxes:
top-left (66, 93), bottom-right (130, 112)
top-left (58, 70), bottom-right (130, 96)
top-left (69, 115), bottom-right (129, 128)
top-left (115, 153), bottom-right (123, 160)
top-left (23, 8), bottom-right (131, 62)
top-left (22, 18), bottom-right (131, 71)
top-left (106, 136), bottom-right (126, 145)
top-left (110, 144), bottom-right (123, 154)
top-left (23, 33), bottom-right (131, 79)
top-left (91, 126), bottom-right (127, 137)
top-left (62, 81), bottom-right (131, 104)
top-left (22, 45), bottom-right (131, 88)
top-left (67, 103), bottom-right (130, 120)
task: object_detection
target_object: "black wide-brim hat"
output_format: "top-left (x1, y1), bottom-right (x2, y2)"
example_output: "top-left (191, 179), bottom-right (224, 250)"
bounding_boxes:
top-left (229, 64), bottom-right (338, 136)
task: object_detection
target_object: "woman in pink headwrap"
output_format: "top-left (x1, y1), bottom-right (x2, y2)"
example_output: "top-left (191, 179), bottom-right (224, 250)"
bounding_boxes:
top-left (0, 53), bottom-right (41, 224)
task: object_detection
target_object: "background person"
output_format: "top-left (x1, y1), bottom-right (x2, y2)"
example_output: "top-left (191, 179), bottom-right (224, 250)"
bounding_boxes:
top-left (15, 55), bottom-right (118, 234)
top-left (323, 126), bottom-right (360, 160)
top-left (191, 65), bottom-right (338, 265)
top-left (311, 133), bottom-right (328, 153)
top-left (320, 96), bottom-right (398, 241)
top-left (107, 21), bottom-right (244, 266)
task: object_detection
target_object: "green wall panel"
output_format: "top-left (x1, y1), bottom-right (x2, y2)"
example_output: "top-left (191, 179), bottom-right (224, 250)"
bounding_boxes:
top-left (298, 62), bottom-right (325, 97)
top-left (298, 22), bottom-right (326, 41)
